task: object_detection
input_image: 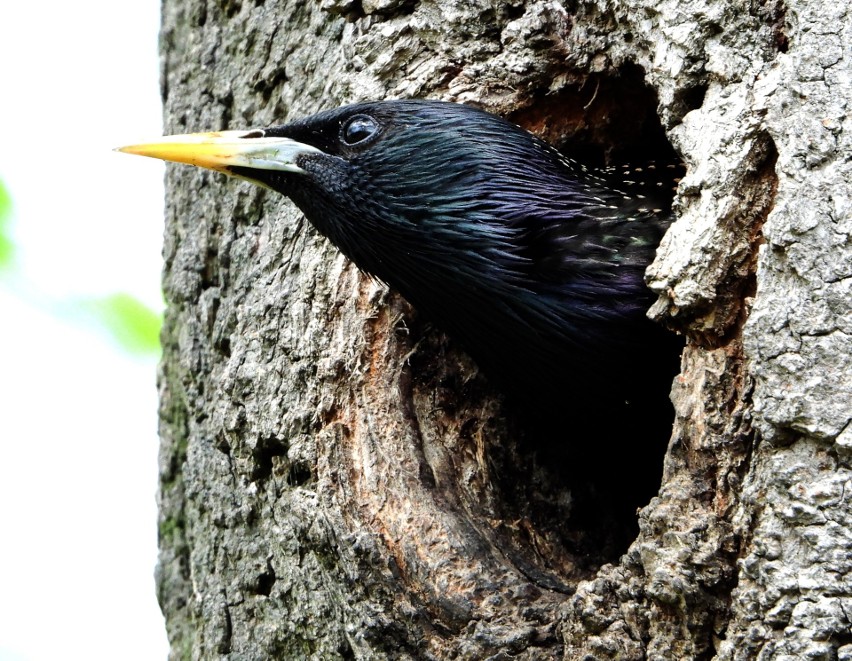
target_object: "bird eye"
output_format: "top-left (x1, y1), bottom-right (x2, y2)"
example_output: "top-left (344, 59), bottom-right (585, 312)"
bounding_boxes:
top-left (341, 115), bottom-right (379, 145)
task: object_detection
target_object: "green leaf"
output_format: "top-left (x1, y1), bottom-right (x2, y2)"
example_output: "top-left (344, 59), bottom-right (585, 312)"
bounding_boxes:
top-left (0, 179), bottom-right (13, 269)
top-left (0, 234), bottom-right (12, 268)
top-left (85, 293), bottom-right (162, 355)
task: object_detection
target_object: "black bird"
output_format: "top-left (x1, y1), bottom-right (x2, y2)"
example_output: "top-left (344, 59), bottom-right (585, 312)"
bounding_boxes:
top-left (120, 100), bottom-right (680, 460)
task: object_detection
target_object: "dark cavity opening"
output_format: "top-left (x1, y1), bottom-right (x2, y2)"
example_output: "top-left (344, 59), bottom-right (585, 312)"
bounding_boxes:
top-left (510, 63), bottom-right (681, 168)
top-left (494, 64), bottom-right (685, 571)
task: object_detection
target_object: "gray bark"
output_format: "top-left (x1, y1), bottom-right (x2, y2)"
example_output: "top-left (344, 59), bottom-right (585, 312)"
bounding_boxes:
top-left (155, 0), bottom-right (852, 658)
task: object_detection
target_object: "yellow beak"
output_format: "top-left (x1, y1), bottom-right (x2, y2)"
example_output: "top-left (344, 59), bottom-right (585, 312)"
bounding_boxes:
top-left (116, 130), bottom-right (321, 174)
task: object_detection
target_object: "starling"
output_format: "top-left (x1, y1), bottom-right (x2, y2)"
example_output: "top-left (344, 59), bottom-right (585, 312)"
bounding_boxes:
top-left (120, 100), bottom-right (681, 443)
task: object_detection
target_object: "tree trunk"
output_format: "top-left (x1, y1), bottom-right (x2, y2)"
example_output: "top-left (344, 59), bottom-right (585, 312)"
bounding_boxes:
top-left (155, 0), bottom-right (852, 658)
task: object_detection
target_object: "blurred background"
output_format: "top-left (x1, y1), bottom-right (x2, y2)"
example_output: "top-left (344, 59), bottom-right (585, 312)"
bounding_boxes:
top-left (1, 2), bottom-right (170, 658)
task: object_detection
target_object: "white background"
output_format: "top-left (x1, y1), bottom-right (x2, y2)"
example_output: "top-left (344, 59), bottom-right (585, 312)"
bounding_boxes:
top-left (0, 2), bottom-right (170, 658)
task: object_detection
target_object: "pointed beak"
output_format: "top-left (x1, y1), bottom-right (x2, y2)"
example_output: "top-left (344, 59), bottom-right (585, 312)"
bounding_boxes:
top-left (116, 130), bottom-right (321, 174)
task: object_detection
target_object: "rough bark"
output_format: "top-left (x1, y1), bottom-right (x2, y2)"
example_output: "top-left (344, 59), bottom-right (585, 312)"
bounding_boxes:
top-left (155, 0), bottom-right (852, 658)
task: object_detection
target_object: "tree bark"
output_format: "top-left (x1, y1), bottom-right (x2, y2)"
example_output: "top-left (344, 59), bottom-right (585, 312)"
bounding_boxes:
top-left (155, 0), bottom-right (852, 658)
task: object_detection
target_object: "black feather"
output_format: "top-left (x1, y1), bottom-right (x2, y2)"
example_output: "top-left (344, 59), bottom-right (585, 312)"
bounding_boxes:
top-left (231, 100), bottom-right (681, 412)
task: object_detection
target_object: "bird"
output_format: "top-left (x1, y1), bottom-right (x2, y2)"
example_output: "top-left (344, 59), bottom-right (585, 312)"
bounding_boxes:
top-left (119, 100), bottom-right (682, 506)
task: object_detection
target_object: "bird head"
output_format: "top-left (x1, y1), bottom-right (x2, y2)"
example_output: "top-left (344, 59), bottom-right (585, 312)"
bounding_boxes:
top-left (118, 101), bottom-right (586, 292)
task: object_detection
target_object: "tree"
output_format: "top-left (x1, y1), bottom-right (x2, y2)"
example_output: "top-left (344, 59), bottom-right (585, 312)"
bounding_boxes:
top-left (155, 0), bottom-right (852, 658)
